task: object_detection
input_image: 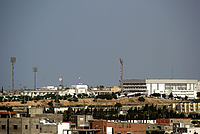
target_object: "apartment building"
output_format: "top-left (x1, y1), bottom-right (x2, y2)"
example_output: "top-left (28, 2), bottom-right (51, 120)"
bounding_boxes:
top-left (156, 118), bottom-right (192, 133)
top-left (0, 117), bottom-right (40, 134)
top-left (89, 120), bottom-right (146, 134)
top-left (173, 101), bottom-right (200, 114)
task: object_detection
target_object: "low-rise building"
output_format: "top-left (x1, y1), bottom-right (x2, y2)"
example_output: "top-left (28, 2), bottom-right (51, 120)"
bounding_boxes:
top-left (156, 118), bottom-right (192, 133)
top-left (173, 101), bottom-right (200, 114)
top-left (0, 117), bottom-right (40, 134)
top-left (40, 118), bottom-right (71, 134)
top-left (89, 120), bottom-right (146, 134)
top-left (182, 127), bottom-right (200, 134)
top-left (71, 115), bottom-right (93, 129)
top-left (122, 79), bottom-right (147, 96)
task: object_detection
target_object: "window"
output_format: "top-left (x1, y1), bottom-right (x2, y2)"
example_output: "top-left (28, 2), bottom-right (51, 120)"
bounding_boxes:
top-left (25, 125), bottom-right (28, 129)
top-left (1, 125), bottom-right (6, 129)
top-left (36, 125), bottom-right (39, 129)
top-left (13, 125), bottom-right (18, 129)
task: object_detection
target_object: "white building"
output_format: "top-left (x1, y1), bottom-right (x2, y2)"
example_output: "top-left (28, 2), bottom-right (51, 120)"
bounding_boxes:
top-left (21, 84), bottom-right (90, 97)
top-left (121, 79), bottom-right (200, 99)
top-left (146, 79), bottom-right (200, 99)
top-left (121, 79), bottom-right (147, 96)
top-left (71, 84), bottom-right (88, 94)
top-left (40, 118), bottom-right (71, 134)
top-left (58, 122), bottom-right (71, 134)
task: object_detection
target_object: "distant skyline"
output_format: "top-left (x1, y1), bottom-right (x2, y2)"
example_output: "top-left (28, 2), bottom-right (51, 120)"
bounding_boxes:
top-left (0, 0), bottom-right (200, 90)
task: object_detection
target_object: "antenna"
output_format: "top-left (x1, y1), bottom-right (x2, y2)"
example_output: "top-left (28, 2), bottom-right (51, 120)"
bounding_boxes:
top-left (33, 67), bottom-right (38, 89)
top-left (10, 57), bottom-right (16, 91)
top-left (120, 58), bottom-right (123, 92)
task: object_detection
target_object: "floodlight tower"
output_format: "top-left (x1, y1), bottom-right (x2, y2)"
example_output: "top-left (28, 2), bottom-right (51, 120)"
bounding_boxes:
top-left (10, 57), bottom-right (16, 91)
top-left (59, 77), bottom-right (63, 89)
top-left (33, 67), bottom-right (38, 90)
top-left (120, 58), bottom-right (123, 92)
top-left (78, 76), bottom-right (83, 85)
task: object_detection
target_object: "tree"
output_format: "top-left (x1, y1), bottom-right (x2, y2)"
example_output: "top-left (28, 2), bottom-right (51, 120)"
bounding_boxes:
top-left (162, 94), bottom-right (166, 99)
top-left (124, 93), bottom-right (127, 97)
top-left (151, 93), bottom-right (161, 98)
top-left (46, 101), bottom-right (54, 113)
top-left (169, 93), bottom-right (173, 99)
top-left (55, 96), bottom-right (60, 103)
top-left (77, 94), bottom-right (82, 98)
top-left (48, 101), bottom-right (53, 107)
top-left (117, 92), bottom-right (121, 97)
top-left (184, 96), bottom-right (188, 100)
top-left (63, 107), bottom-right (74, 122)
top-left (112, 92), bottom-right (117, 99)
top-left (73, 97), bottom-right (78, 102)
top-left (197, 92), bottom-right (200, 97)
top-left (138, 97), bottom-right (145, 102)
top-left (114, 103), bottom-right (122, 108)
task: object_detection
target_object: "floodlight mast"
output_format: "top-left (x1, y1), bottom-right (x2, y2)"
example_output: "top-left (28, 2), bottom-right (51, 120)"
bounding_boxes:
top-left (59, 77), bottom-right (63, 89)
top-left (10, 57), bottom-right (16, 91)
top-left (33, 67), bottom-right (38, 90)
top-left (120, 58), bottom-right (123, 92)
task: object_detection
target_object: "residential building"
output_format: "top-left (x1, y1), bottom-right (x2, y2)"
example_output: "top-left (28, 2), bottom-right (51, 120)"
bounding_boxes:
top-left (0, 117), bottom-right (40, 134)
top-left (89, 120), bottom-right (146, 134)
top-left (156, 118), bottom-right (192, 133)
top-left (71, 115), bottom-right (93, 129)
top-left (173, 101), bottom-right (200, 114)
top-left (40, 118), bottom-right (71, 134)
top-left (182, 127), bottom-right (200, 134)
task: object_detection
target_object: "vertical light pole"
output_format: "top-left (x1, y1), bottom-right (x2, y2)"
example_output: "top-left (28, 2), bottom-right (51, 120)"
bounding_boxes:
top-left (120, 58), bottom-right (123, 92)
top-left (10, 57), bottom-right (16, 91)
top-left (33, 67), bottom-right (38, 90)
top-left (59, 77), bottom-right (63, 89)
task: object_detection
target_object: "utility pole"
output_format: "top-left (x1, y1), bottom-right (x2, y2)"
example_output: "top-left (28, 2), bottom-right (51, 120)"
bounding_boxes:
top-left (120, 58), bottom-right (123, 92)
top-left (10, 57), bottom-right (16, 91)
top-left (33, 67), bottom-right (38, 90)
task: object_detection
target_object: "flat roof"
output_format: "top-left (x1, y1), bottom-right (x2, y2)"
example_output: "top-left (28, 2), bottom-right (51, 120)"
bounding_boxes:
top-left (63, 129), bottom-right (101, 132)
top-left (122, 79), bottom-right (145, 83)
top-left (146, 79), bottom-right (198, 83)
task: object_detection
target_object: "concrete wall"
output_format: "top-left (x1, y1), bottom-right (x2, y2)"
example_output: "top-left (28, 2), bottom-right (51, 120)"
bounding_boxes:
top-left (34, 113), bottom-right (63, 122)
top-left (40, 124), bottom-right (57, 134)
top-left (107, 122), bottom-right (146, 134)
top-left (0, 117), bottom-right (40, 134)
top-left (29, 107), bottom-right (43, 117)
top-left (0, 118), bottom-right (7, 134)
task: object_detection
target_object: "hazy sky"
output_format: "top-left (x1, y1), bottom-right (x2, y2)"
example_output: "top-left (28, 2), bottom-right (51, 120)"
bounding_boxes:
top-left (0, 0), bottom-right (200, 90)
